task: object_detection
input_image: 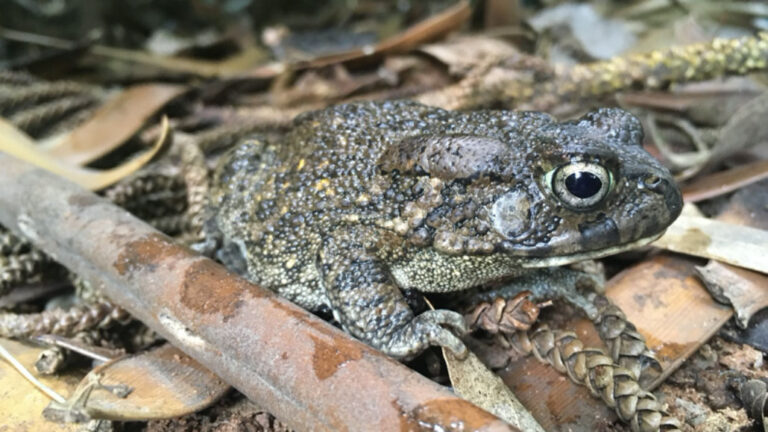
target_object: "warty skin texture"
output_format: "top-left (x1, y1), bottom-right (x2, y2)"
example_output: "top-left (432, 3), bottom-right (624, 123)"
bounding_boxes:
top-left (206, 100), bottom-right (682, 359)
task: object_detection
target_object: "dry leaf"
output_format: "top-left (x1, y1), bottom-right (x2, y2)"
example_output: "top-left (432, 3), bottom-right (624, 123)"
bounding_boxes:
top-left (716, 179), bottom-right (768, 230)
top-left (712, 93), bottom-right (768, 167)
top-left (292, 1), bottom-right (471, 70)
top-left (89, 45), bottom-right (267, 78)
top-left (604, 255), bottom-right (734, 389)
top-left (419, 36), bottom-right (521, 77)
top-left (46, 344), bottom-right (229, 421)
top-left (529, 3), bottom-right (636, 60)
top-left (0, 116), bottom-right (169, 190)
top-left (42, 83), bottom-right (187, 165)
top-left (697, 261), bottom-right (768, 329)
top-left (422, 296), bottom-right (543, 431)
top-left (682, 159), bottom-right (768, 203)
top-left (444, 349), bottom-right (545, 432)
top-left (653, 215), bottom-right (768, 275)
top-left (618, 84), bottom-right (763, 125)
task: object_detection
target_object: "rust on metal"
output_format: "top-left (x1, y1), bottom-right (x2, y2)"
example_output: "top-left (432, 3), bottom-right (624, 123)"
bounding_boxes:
top-left (310, 334), bottom-right (363, 381)
top-left (113, 233), bottom-right (186, 276)
top-left (0, 153), bottom-right (516, 432)
top-left (180, 259), bottom-right (258, 321)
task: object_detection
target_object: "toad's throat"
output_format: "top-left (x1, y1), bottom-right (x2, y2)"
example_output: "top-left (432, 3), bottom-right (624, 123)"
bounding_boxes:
top-left (390, 231), bottom-right (665, 293)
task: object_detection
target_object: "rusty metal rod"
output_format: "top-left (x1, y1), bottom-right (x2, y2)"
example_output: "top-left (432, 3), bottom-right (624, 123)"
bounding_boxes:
top-left (0, 153), bottom-right (515, 432)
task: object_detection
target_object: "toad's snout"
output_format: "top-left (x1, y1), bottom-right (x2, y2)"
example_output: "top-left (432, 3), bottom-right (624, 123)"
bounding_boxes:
top-left (623, 172), bottom-right (683, 241)
top-left (661, 180), bottom-right (683, 220)
top-left (578, 172), bottom-right (682, 249)
top-left (641, 174), bottom-right (683, 221)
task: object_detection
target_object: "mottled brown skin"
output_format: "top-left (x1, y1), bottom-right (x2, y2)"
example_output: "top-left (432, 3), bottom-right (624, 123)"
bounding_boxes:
top-left (206, 100), bottom-right (682, 359)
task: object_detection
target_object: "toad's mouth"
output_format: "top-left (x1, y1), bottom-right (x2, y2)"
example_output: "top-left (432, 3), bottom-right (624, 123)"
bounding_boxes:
top-left (518, 230), bottom-right (665, 269)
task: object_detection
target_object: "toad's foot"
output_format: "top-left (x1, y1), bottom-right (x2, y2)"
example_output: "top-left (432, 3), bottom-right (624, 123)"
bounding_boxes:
top-left (380, 309), bottom-right (468, 359)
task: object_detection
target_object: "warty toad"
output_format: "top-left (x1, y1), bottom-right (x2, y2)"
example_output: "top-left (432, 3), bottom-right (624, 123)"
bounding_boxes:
top-left (204, 100), bottom-right (682, 359)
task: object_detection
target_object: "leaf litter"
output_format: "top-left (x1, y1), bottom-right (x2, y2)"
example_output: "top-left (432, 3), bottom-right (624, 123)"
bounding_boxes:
top-left (1, 1), bottom-right (768, 431)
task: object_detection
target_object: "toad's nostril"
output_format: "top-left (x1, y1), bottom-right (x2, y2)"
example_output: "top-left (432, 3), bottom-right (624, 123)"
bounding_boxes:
top-left (643, 174), bottom-right (662, 189)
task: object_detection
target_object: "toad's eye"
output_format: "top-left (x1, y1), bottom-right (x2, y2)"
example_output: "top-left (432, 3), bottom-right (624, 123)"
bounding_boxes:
top-left (550, 162), bottom-right (611, 209)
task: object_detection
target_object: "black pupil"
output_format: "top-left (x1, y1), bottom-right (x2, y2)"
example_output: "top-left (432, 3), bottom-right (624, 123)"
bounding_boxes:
top-left (565, 172), bottom-right (602, 199)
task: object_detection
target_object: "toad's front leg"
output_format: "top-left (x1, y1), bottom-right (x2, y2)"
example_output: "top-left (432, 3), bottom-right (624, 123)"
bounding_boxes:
top-left (320, 230), bottom-right (467, 359)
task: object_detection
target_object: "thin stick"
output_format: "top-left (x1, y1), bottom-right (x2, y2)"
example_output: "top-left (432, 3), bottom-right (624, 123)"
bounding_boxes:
top-left (35, 334), bottom-right (120, 363)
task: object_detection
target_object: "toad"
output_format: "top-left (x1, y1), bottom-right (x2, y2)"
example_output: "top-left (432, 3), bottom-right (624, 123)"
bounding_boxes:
top-left (204, 101), bottom-right (682, 359)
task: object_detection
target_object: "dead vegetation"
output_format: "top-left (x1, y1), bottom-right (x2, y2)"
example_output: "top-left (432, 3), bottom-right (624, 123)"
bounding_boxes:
top-left (1, 1), bottom-right (767, 431)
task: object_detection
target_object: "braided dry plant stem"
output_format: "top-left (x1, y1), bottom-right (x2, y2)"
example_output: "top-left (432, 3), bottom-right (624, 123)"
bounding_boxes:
top-left (0, 70), bottom-right (40, 85)
top-left (508, 327), bottom-right (682, 432)
top-left (104, 174), bottom-right (186, 208)
top-left (9, 95), bottom-right (99, 136)
top-left (35, 345), bottom-right (68, 375)
top-left (592, 295), bottom-right (662, 390)
top-left (179, 141), bottom-right (211, 243)
top-left (536, 32), bottom-right (768, 109)
top-left (0, 229), bottom-right (30, 256)
top-left (0, 81), bottom-right (99, 115)
top-left (148, 214), bottom-right (193, 236)
top-left (0, 300), bottom-right (130, 339)
top-left (419, 31), bottom-right (768, 111)
top-left (0, 249), bottom-right (50, 295)
top-left (467, 293), bottom-right (681, 432)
